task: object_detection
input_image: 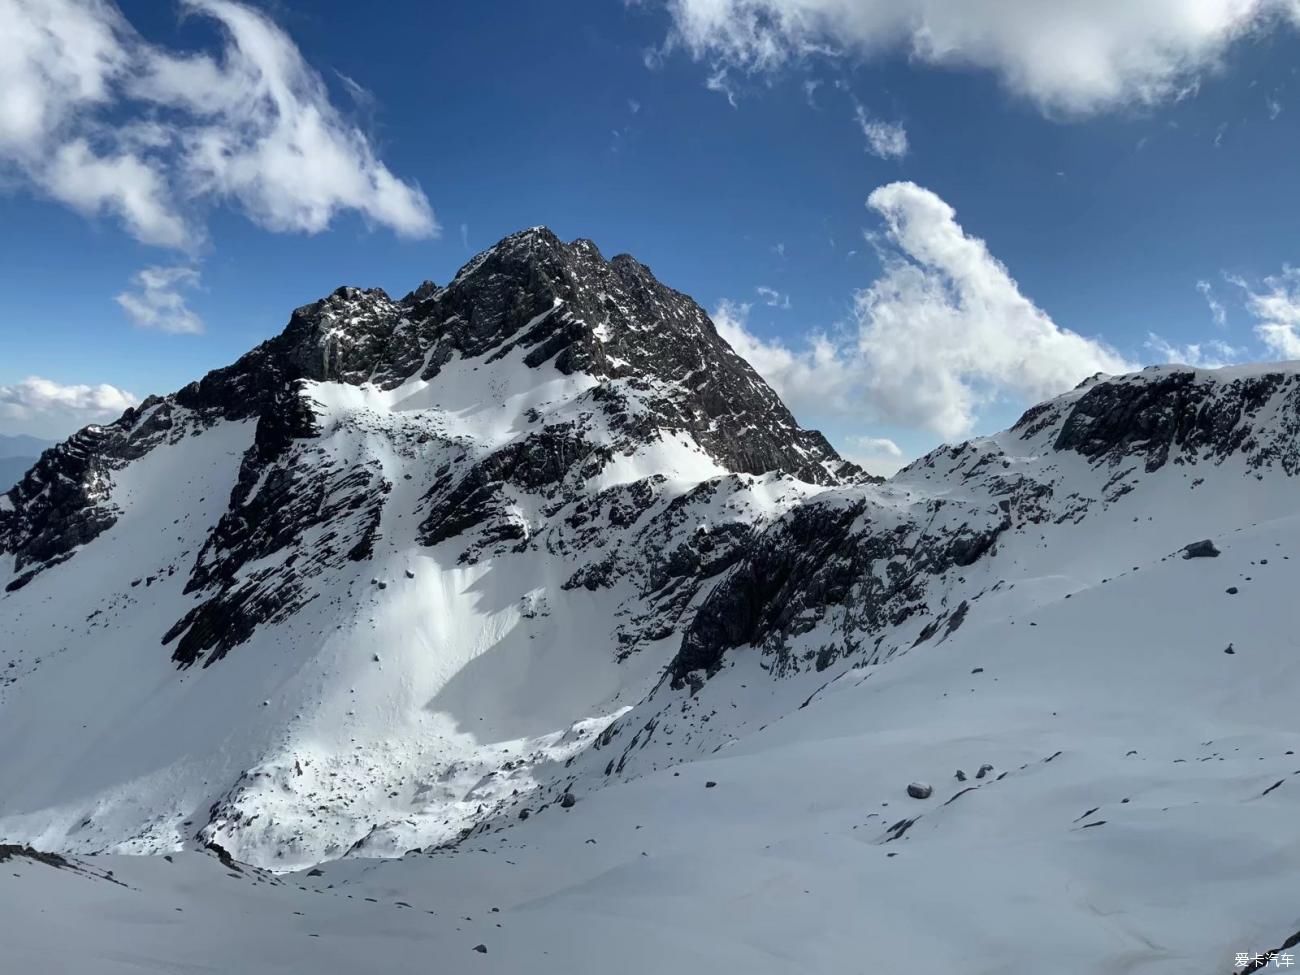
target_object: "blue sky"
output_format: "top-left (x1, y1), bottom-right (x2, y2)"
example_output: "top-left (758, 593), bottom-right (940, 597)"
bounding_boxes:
top-left (6, 1), bottom-right (1300, 470)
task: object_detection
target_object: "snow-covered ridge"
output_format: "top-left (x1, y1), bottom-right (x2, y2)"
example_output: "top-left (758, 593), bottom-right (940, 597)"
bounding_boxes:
top-left (4, 235), bottom-right (1300, 971)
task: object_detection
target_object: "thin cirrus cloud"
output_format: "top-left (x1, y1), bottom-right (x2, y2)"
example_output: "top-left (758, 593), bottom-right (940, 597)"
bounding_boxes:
top-left (116, 265), bottom-right (205, 334)
top-left (0, 0), bottom-right (437, 251)
top-left (756, 285), bottom-right (790, 308)
top-left (659, 0), bottom-right (1300, 115)
top-left (1144, 333), bottom-right (1243, 369)
top-left (714, 181), bottom-right (1135, 441)
top-left (854, 104), bottom-right (907, 159)
top-left (1196, 279), bottom-right (1228, 328)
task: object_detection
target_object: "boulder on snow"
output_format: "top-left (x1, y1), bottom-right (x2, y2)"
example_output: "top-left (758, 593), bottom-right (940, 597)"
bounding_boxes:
top-left (975, 763), bottom-right (994, 779)
top-left (906, 782), bottom-right (932, 799)
top-left (955, 769), bottom-right (967, 782)
top-left (559, 792), bottom-right (577, 809)
top-left (1182, 539), bottom-right (1220, 559)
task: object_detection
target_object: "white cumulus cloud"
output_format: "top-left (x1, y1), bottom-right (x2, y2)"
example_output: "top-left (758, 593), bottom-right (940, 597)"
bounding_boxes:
top-left (855, 182), bottom-right (1134, 438)
top-left (116, 265), bottom-right (204, 334)
top-left (661, 0), bottom-right (1298, 115)
top-left (0, 376), bottom-right (138, 434)
top-left (0, 0), bottom-right (435, 250)
top-left (713, 300), bottom-right (856, 416)
top-left (714, 181), bottom-right (1135, 441)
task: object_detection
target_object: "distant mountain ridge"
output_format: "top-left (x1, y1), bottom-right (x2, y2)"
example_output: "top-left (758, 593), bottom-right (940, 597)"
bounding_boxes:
top-left (0, 434), bottom-right (51, 493)
top-left (0, 434), bottom-right (52, 459)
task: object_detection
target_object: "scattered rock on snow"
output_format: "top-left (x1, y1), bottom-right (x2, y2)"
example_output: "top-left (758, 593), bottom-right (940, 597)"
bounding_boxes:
top-left (559, 793), bottom-right (576, 809)
top-left (907, 782), bottom-right (932, 799)
top-left (955, 769), bottom-right (967, 782)
top-left (975, 763), bottom-right (994, 779)
top-left (1182, 539), bottom-right (1220, 559)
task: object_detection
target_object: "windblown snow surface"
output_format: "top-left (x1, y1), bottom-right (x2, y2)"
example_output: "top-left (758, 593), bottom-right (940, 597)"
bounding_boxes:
top-left (3, 232), bottom-right (1300, 974)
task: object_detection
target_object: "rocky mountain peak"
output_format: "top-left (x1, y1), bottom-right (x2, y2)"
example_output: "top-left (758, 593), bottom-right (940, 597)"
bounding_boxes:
top-left (2, 227), bottom-right (857, 605)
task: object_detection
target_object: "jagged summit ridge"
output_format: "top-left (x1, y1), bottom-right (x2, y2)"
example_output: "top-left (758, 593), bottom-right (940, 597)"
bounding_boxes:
top-left (1, 228), bottom-right (854, 593)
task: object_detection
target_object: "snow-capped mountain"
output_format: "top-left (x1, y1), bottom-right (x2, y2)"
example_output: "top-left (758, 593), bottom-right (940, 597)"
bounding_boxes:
top-left (0, 227), bottom-right (860, 867)
top-left (3, 230), bottom-right (1300, 973)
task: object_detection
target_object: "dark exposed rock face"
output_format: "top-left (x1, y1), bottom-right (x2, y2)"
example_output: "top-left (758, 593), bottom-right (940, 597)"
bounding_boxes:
top-left (668, 491), bottom-right (1010, 686)
top-left (1048, 368), bottom-right (1300, 473)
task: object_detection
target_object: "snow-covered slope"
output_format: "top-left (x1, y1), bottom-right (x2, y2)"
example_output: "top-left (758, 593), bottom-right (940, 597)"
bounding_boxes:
top-left (0, 227), bottom-right (857, 869)
top-left (3, 232), bottom-right (1300, 972)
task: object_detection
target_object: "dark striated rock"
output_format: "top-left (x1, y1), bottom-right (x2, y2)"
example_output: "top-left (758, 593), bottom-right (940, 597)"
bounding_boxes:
top-left (1182, 539), bottom-right (1220, 559)
top-left (1052, 368), bottom-right (1300, 473)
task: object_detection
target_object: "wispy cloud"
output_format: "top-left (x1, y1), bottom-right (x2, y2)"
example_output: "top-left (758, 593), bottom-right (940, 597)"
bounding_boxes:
top-left (115, 265), bottom-right (204, 334)
top-left (854, 104), bottom-right (908, 159)
top-left (1144, 333), bottom-right (1242, 369)
top-left (1232, 266), bottom-right (1300, 358)
top-left (1195, 279), bottom-right (1227, 328)
top-left (756, 285), bottom-right (790, 308)
top-left (705, 66), bottom-right (738, 107)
